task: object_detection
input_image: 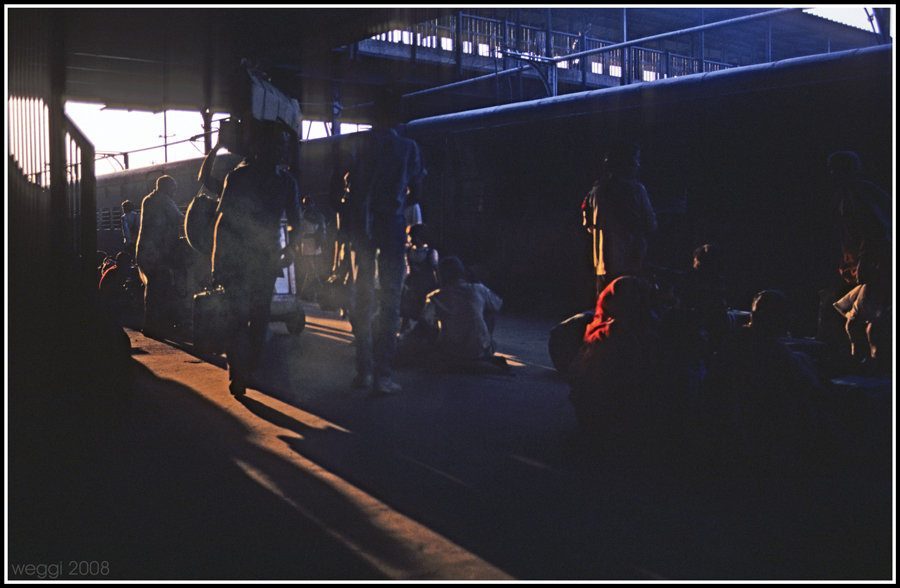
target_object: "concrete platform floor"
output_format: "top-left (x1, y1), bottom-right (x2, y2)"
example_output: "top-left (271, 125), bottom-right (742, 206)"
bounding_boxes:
top-left (7, 303), bottom-right (894, 581)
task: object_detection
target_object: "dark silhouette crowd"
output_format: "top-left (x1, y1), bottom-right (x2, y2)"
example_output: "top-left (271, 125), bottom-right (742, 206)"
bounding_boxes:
top-left (556, 146), bottom-right (891, 478)
top-left (96, 110), bottom-right (890, 483)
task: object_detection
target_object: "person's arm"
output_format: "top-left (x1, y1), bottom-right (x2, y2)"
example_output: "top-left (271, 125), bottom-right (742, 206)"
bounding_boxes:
top-left (404, 140), bottom-right (426, 211)
top-left (329, 136), bottom-right (357, 211)
top-left (197, 144), bottom-right (221, 187)
top-left (582, 186), bottom-right (597, 231)
top-left (482, 284), bottom-right (504, 314)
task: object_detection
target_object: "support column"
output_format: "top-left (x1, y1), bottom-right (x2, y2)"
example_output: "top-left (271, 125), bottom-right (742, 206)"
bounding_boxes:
top-left (544, 8), bottom-right (553, 58)
top-left (331, 81), bottom-right (343, 137)
top-left (202, 108), bottom-right (213, 153)
top-left (546, 62), bottom-right (558, 96)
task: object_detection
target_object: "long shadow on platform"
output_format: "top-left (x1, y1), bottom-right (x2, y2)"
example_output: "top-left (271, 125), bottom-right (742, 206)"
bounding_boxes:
top-left (234, 319), bottom-right (893, 581)
top-left (8, 360), bottom-right (411, 581)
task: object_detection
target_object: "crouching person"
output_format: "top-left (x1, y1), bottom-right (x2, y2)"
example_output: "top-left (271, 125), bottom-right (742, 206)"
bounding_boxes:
top-left (399, 256), bottom-right (508, 373)
top-left (567, 276), bottom-right (663, 459)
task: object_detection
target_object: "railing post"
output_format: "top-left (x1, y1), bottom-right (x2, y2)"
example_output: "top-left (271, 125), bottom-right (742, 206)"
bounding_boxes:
top-left (502, 19), bottom-right (509, 69)
top-left (621, 8), bottom-right (630, 85)
top-left (546, 62), bottom-right (558, 96)
top-left (579, 31), bottom-right (587, 88)
top-left (49, 12), bottom-right (68, 268)
top-left (455, 11), bottom-right (463, 79)
top-left (700, 7), bottom-right (706, 72)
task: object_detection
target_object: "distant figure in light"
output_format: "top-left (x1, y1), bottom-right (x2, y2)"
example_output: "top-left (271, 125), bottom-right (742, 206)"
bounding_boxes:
top-left (582, 139), bottom-right (658, 299)
top-left (121, 199), bottom-right (140, 259)
top-left (135, 174), bottom-right (184, 338)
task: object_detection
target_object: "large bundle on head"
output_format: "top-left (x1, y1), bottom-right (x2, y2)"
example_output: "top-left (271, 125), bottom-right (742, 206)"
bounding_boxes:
top-left (220, 62), bottom-right (302, 155)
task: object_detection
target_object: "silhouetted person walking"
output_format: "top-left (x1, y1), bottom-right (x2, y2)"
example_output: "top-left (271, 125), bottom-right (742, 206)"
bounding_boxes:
top-left (212, 122), bottom-right (302, 397)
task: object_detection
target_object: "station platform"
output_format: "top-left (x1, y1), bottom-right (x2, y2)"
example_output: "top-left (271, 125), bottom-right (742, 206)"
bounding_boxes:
top-left (7, 302), bottom-right (894, 581)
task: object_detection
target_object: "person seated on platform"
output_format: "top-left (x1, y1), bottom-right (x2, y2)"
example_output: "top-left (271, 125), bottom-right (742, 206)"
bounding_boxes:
top-left (98, 250), bottom-right (142, 327)
top-left (832, 253), bottom-right (892, 376)
top-left (700, 289), bottom-right (830, 476)
top-left (399, 223), bottom-right (439, 335)
top-left (567, 276), bottom-right (663, 458)
top-left (398, 256), bottom-right (508, 373)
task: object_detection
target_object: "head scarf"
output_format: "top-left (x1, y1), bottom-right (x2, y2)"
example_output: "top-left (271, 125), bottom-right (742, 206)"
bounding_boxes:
top-left (584, 276), bottom-right (651, 343)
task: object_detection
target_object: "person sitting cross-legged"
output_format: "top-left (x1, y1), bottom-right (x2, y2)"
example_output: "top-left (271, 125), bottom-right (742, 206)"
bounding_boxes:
top-left (398, 256), bottom-right (508, 374)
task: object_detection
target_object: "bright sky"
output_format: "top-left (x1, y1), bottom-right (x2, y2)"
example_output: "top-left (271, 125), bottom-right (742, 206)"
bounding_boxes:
top-left (65, 6), bottom-right (889, 176)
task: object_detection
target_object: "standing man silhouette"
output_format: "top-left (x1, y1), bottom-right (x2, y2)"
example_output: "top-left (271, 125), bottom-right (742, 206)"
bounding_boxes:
top-left (582, 139), bottom-right (657, 298)
top-left (135, 175), bottom-right (183, 338)
top-left (337, 88), bottom-right (426, 394)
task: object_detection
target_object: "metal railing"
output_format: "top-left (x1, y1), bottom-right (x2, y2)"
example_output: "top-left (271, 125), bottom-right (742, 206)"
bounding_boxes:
top-left (364, 7), bottom-right (876, 100)
top-left (8, 9), bottom-right (96, 287)
top-left (365, 11), bottom-right (739, 86)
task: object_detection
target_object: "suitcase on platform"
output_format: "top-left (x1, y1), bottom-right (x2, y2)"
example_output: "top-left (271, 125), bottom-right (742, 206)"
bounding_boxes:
top-left (193, 286), bottom-right (230, 354)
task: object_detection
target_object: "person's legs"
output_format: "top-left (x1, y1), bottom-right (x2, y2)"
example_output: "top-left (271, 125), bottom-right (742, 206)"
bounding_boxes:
top-left (373, 245), bottom-right (405, 389)
top-left (223, 286), bottom-right (251, 396)
top-left (245, 272), bottom-right (276, 376)
top-left (141, 268), bottom-right (175, 337)
top-left (349, 246), bottom-right (376, 386)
